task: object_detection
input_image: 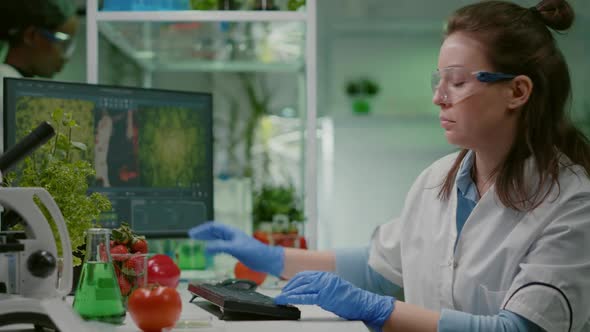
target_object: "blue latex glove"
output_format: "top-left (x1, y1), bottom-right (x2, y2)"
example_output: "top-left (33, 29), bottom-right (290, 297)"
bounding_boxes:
top-left (275, 271), bottom-right (395, 329)
top-left (188, 221), bottom-right (284, 277)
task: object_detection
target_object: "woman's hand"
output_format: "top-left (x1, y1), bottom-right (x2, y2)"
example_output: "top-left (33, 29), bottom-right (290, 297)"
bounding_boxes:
top-left (188, 222), bottom-right (284, 276)
top-left (275, 271), bottom-right (396, 329)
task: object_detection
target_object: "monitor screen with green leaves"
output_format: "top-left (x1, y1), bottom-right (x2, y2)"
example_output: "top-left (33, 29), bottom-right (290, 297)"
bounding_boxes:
top-left (3, 77), bottom-right (213, 238)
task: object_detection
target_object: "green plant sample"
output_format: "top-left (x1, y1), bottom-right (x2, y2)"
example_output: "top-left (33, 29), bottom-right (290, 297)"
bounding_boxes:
top-left (6, 108), bottom-right (111, 266)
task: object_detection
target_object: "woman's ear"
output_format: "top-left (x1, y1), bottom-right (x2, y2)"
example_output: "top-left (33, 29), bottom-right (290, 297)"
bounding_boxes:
top-left (506, 75), bottom-right (533, 110)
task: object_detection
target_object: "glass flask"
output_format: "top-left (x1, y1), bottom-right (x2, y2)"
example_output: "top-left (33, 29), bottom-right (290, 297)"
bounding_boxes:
top-left (73, 228), bottom-right (126, 324)
top-left (176, 240), bottom-right (207, 270)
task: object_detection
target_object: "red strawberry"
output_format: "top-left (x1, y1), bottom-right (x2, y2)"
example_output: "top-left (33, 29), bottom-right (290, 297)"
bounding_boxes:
top-left (117, 274), bottom-right (131, 296)
top-left (99, 243), bottom-right (108, 261)
top-left (131, 238), bottom-right (148, 254)
top-left (122, 254), bottom-right (146, 276)
top-left (113, 262), bottom-right (122, 277)
top-left (110, 244), bottom-right (129, 261)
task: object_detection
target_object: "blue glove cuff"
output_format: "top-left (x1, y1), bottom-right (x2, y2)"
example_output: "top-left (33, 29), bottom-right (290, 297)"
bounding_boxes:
top-left (266, 245), bottom-right (285, 277)
top-left (367, 296), bottom-right (396, 330)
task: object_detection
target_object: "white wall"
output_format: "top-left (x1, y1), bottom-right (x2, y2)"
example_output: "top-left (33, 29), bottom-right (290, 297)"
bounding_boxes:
top-left (316, 0), bottom-right (454, 249)
top-left (318, 115), bottom-right (454, 248)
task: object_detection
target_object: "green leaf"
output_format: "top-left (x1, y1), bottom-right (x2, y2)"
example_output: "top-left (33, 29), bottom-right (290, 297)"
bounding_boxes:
top-left (52, 109), bottom-right (64, 122)
top-left (62, 116), bottom-right (77, 128)
top-left (71, 142), bottom-right (87, 151)
top-left (54, 149), bottom-right (67, 160)
top-left (55, 133), bottom-right (70, 151)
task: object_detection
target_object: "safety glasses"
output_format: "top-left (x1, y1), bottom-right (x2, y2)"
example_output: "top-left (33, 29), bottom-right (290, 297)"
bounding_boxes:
top-left (38, 29), bottom-right (76, 58)
top-left (432, 67), bottom-right (516, 104)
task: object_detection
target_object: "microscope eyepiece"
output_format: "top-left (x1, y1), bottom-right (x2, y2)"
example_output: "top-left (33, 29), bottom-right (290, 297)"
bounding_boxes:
top-left (0, 122), bottom-right (55, 173)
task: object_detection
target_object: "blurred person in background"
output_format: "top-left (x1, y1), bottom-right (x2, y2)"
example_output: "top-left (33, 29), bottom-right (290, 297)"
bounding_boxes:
top-left (0, 0), bottom-right (78, 149)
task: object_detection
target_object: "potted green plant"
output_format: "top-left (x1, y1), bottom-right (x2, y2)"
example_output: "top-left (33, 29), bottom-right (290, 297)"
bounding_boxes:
top-left (252, 185), bottom-right (304, 226)
top-left (252, 184), bottom-right (306, 248)
top-left (287, 0), bottom-right (305, 10)
top-left (4, 109), bottom-right (112, 267)
top-left (190, 0), bottom-right (217, 10)
top-left (345, 78), bottom-right (380, 115)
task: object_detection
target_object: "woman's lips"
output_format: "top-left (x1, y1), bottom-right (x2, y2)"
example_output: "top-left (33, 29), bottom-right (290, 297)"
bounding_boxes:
top-left (440, 116), bottom-right (455, 129)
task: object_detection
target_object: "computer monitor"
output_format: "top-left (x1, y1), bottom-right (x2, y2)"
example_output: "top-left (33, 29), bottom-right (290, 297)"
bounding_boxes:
top-left (3, 77), bottom-right (213, 238)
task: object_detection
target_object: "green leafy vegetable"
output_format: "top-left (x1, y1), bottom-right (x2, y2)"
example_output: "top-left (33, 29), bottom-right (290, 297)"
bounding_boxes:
top-left (6, 109), bottom-right (111, 266)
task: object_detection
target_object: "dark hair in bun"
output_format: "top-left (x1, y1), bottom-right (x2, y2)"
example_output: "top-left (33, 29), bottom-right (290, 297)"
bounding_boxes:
top-left (0, 0), bottom-right (76, 43)
top-left (532, 0), bottom-right (575, 31)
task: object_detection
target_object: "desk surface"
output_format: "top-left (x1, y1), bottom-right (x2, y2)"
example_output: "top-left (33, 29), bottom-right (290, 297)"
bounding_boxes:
top-left (115, 284), bottom-right (368, 332)
top-left (2, 282), bottom-right (368, 332)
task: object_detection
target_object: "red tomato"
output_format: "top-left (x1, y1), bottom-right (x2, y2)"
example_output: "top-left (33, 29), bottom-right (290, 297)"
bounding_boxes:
top-left (234, 261), bottom-right (267, 285)
top-left (253, 230), bottom-right (269, 244)
top-left (128, 286), bottom-right (182, 332)
top-left (147, 254), bottom-right (181, 288)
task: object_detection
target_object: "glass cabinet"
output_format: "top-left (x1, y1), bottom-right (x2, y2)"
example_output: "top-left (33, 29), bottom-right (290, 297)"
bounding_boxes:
top-left (85, 0), bottom-right (318, 249)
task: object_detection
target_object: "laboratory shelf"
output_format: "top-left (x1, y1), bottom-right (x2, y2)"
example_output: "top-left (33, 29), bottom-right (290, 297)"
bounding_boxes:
top-left (95, 10), bottom-right (308, 22)
top-left (86, 0), bottom-right (319, 249)
top-left (98, 20), bottom-right (305, 72)
top-left (330, 19), bottom-right (444, 35)
top-left (154, 60), bottom-right (304, 72)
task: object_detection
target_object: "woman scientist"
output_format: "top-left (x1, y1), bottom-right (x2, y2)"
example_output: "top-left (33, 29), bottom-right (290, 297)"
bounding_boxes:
top-left (0, 0), bottom-right (78, 147)
top-left (189, 0), bottom-right (590, 331)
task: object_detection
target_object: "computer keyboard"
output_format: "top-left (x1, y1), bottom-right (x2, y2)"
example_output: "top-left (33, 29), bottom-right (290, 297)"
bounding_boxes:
top-left (188, 280), bottom-right (301, 320)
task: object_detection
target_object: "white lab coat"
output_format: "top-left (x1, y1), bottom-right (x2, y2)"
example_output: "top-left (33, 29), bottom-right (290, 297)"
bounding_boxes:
top-left (0, 63), bottom-right (23, 152)
top-left (369, 152), bottom-right (590, 332)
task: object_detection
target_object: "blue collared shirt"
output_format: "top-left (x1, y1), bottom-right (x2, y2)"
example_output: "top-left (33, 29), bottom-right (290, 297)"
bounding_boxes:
top-left (455, 150), bottom-right (479, 243)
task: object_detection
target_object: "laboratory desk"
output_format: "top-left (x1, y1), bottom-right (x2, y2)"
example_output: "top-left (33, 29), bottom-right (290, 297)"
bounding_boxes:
top-left (1, 283), bottom-right (369, 332)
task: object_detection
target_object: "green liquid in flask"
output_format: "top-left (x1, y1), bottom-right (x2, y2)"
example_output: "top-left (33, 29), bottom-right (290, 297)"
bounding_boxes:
top-left (73, 262), bottom-right (126, 324)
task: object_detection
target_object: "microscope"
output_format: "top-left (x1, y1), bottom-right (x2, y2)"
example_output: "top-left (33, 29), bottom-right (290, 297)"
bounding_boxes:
top-left (0, 122), bottom-right (91, 331)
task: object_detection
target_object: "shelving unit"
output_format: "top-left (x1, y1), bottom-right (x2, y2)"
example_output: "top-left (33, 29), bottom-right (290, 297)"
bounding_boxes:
top-left (330, 19), bottom-right (443, 35)
top-left (89, 10), bottom-right (310, 81)
top-left (85, 0), bottom-right (318, 249)
top-left (93, 10), bottom-right (308, 22)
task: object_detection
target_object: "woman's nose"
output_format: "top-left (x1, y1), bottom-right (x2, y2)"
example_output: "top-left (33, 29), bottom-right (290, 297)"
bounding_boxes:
top-left (432, 87), bottom-right (448, 106)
